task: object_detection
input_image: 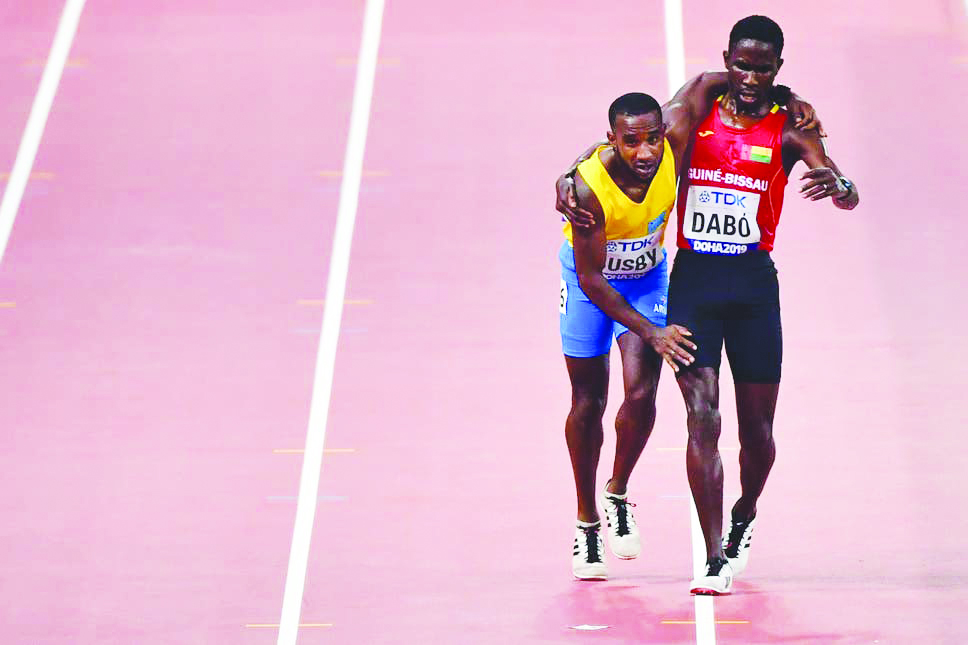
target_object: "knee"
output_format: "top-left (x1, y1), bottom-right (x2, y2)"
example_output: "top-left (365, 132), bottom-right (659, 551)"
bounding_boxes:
top-left (624, 382), bottom-right (658, 415)
top-left (570, 390), bottom-right (606, 424)
top-left (740, 419), bottom-right (775, 450)
top-left (686, 405), bottom-right (721, 447)
top-left (685, 400), bottom-right (720, 429)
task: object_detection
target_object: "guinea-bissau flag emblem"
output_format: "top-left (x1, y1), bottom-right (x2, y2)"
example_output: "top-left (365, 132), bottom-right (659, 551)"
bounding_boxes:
top-left (742, 144), bottom-right (773, 164)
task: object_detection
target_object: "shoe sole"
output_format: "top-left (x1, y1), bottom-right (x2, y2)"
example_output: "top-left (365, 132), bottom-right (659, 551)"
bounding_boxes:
top-left (690, 586), bottom-right (731, 596)
top-left (574, 575), bottom-right (608, 581)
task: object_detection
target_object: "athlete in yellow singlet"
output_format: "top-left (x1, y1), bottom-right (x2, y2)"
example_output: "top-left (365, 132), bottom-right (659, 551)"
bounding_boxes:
top-left (560, 93), bottom-right (697, 580)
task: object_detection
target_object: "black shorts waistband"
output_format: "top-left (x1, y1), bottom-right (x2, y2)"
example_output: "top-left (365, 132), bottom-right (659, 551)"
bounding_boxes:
top-left (673, 248), bottom-right (774, 268)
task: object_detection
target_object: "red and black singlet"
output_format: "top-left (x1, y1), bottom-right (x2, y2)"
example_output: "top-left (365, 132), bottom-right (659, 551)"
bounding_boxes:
top-left (676, 98), bottom-right (788, 255)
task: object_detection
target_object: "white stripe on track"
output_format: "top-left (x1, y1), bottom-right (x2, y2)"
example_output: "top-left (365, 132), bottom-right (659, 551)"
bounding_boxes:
top-left (663, 0), bottom-right (717, 642)
top-left (276, 1), bottom-right (386, 643)
top-left (0, 0), bottom-right (87, 265)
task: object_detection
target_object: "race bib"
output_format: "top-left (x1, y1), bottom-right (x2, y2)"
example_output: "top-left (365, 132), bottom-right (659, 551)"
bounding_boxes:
top-left (603, 235), bottom-right (665, 280)
top-left (683, 185), bottom-right (760, 255)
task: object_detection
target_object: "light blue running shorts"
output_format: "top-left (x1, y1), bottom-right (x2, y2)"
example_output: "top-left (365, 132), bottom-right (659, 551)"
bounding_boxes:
top-left (558, 242), bottom-right (669, 358)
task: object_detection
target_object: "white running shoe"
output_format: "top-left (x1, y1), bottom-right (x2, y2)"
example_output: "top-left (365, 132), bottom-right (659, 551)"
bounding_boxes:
top-left (572, 523), bottom-right (608, 580)
top-left (690, 558), bottom-right (733, 595)
top-left (722, 514), bottom-right (757, 576)
top-left (601, 487), bottom-right (641, 559)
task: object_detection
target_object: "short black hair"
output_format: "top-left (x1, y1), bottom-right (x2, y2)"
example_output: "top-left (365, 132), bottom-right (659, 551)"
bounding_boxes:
top-left (729, 15), bottom-right (784, 56)
top-left (608, 92), bottom-right (662, 129)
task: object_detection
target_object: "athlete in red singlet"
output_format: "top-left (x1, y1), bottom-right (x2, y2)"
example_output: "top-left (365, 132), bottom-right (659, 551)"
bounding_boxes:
top-left (669, 15), bottom-right (858, 595)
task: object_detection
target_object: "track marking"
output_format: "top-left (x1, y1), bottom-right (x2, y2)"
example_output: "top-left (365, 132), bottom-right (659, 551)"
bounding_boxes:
top-left (24, 57), bottom-right (88, 68)
top-left (266, 496), bottom-right (347, 502)
top-left (276, 1), bottom-right (385, 643)
top-left (661, 620), bottom-right (750, 625)
top-left (318, 170), bottom-right (388, 178)
top-left (0, 302), bottom-right (15, 308)
top-left (0, 0), bottom-right (86, 266)
top-left (334, 56), bottom-right (400, 67)
top-left (247, 623), bottom-right (332, 629)
top-left (297, 298), bottom-right (373, 306)
top-left (663, 0), bottom-right (718, 642)
top-left (273, 448), bottom-right (356, 454)
top-left (0, 171), bottom-right (55, 181)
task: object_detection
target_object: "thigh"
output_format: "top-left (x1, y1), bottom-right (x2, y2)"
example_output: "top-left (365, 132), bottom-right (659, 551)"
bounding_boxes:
top-left (723, 264), bottom-right (782, 384)
top-left (560, 273), bottom-right (615, 358)
top-left (616, 331), bottom-right (662, 399)
top-left (676, 366), bottom-right (721, 417)
top-left (667, 254), bottom-right (725, 374)
top-left (612, 259), bottom-right (670, 339)
top-left (734, 382), bottom-right (779, 434)
top-left (565, 353), bottom-right (610, 401)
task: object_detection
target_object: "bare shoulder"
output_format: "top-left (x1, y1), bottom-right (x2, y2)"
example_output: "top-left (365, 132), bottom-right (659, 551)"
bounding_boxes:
top-left (573, 167), bottom-right (605, 231)
top-left (782, 112), bottom-right (819, 145)
top-left (781, 114), bottom-right (822, 157)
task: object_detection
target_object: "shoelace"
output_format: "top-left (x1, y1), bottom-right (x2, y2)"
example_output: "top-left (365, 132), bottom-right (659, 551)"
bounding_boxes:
top-left (723, 518), bottom-right (752, 557)
top-left (606, 497), bottom-right (636, 536)
top-left (581, 525), bottom-right (602, 563)
top-left (706, 557), bottom-right (729, 577)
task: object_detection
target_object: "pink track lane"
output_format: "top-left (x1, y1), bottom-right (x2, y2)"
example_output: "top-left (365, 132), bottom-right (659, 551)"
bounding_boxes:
top-left (2, 1), bottom-right (966, 644)
top-left (0, 2), bottom-right (361, 642)
top-left (0, 3), bottom-right (65, 176)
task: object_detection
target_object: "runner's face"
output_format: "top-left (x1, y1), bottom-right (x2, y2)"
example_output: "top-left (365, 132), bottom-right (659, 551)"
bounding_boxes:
top-left (607, 112), bottom-right (665, 181)
top-left (723, 39), bottom-right (783, 108)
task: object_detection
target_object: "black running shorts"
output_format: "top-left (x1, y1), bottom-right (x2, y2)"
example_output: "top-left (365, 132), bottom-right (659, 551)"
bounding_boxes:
top-left (667, 249), bottom-right (782, 384)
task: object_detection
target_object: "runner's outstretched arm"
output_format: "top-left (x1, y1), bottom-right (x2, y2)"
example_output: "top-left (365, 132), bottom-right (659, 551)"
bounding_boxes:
top-left (783, 126), bottom-right (859, 210)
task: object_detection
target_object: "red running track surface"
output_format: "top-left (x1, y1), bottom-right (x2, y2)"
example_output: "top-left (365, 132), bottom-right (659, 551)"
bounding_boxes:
top-left (0, 1), bottom-right (966, 643)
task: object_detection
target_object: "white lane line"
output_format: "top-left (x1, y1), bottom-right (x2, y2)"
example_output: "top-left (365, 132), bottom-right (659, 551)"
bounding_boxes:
top-left (663, 0), bottom-right (717, 642)
top-left (0, 0), bottom-right (86, 265)
top-left (275, 1), bottom-right (386, 643)
top-left (691, 503), bottom-right (716, 643)
top-left (663, 0), bottom-right (686, 100)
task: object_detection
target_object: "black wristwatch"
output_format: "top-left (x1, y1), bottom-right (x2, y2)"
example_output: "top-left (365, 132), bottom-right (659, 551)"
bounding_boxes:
top-left (836, 176), bottom-right (854, 200)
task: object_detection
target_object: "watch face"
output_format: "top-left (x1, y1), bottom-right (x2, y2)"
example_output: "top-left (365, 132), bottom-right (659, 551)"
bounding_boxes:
top-left (837, 178), bottom-right (853, 199)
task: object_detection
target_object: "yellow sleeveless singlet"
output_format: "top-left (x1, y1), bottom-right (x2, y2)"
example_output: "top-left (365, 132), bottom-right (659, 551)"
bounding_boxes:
top-left (563, 139), bottom-right (676, 279)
